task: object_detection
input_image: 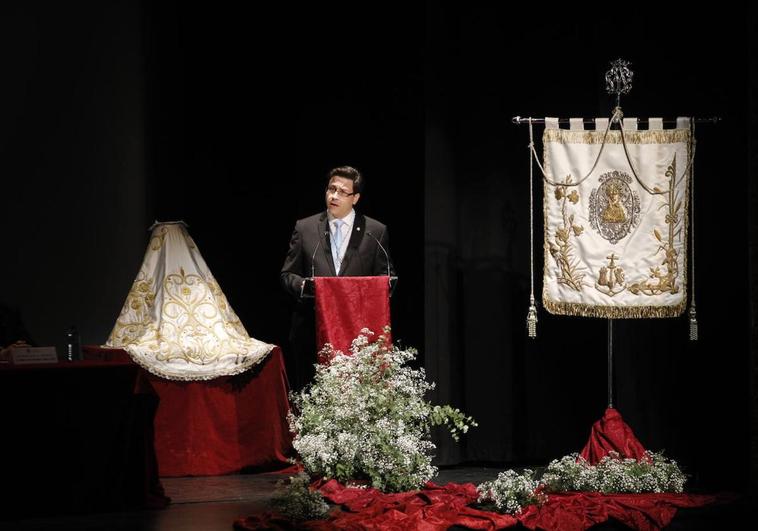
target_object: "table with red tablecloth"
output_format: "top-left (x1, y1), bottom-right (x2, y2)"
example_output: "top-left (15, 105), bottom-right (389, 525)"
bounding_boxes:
top-left (83, 345), bottom-right (293, 477)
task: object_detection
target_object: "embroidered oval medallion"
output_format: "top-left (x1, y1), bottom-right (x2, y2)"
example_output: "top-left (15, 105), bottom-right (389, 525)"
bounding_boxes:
top-left (589, 171), bottom-right (640, 244)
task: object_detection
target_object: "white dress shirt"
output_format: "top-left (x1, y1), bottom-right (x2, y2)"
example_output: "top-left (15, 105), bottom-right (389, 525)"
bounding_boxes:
top-left (328, 209), bottom-right (355, 274)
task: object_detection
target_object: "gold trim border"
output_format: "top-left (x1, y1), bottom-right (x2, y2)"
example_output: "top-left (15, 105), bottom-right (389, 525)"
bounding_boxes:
top-left (543, 128), bottom-right (691, 145)
top-left (543, 295), bottom-right (687, 319)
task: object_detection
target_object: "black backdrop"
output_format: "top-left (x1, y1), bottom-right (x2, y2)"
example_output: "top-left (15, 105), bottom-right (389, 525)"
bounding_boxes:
top-left (1, 1), bottom-right (754, 496)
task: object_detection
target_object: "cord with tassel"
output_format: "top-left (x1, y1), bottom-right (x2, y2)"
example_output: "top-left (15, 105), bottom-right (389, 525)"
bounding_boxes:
top-left (688, 120), bottom-right (698, 341)
top-left (527, 295), bottom-right (538, 338)
top-left (526, 118), bottom-right (538, 338)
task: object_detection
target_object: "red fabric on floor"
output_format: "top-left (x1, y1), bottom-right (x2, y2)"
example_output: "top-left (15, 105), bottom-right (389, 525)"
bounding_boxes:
top-left (151, 347), bottom-right (293, 476)
top-left (579, 407), bottom-right (648, 464)
top-left (518, 492), bottom-right (723, 531)
top-left (233, 481), bottom-right (724, 530)
top-left (314, 480), bottom-right (517, 530)
top-left (314, 276), bottom-right (391, 356)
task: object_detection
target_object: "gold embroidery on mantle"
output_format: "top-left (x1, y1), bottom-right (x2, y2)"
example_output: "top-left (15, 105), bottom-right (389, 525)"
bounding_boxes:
top-left (156, 267), bottom-right (241, 365)
top-left (105, 222), bottom-right (273, 381)
top-left (206, 277), bottom-right (249, 338)
top-left (628, 156), bottom-right (682, 297)
top-left (107, 270), bottom-right (158, 347)
top-left (547, 176), bottom-right (585, 291)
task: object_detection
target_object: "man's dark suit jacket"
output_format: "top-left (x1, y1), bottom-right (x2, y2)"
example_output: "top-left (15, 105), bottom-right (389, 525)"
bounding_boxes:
top-left (280, 211), bottom-right (395, 390)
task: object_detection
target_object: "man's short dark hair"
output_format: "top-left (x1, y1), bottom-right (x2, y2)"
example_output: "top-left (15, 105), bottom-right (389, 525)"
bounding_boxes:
top-left (327, 166), bottom-right (363, 194)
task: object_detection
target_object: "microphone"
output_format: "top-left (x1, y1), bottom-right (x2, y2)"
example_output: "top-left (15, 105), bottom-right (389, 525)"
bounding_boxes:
top-left (303, 231), bottom-right (329, 298)
top-left (310, 231), bottom-right (330, 278)
top-left (366, 230), bottom-right (392, 280)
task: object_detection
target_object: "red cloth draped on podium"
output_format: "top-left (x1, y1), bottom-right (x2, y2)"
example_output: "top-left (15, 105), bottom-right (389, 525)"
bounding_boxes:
top-left (314, 276), bottom-right (391, 356)
top-left (580, 407), bottom-right (648, 464)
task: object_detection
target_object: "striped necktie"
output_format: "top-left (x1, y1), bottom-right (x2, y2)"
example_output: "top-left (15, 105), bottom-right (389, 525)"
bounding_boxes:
top-left (331, 219), bottom-right (343, 273)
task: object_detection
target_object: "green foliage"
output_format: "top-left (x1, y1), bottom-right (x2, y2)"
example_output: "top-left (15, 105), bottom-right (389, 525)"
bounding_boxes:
top-left (270, 473), bottom-right (330, 521)
top-left (288, 329), bottom-right (476, 493)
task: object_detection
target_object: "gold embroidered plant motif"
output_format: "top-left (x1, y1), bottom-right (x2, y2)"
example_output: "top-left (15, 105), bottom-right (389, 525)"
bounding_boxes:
top-left (207, 277), bottom-right (249, 338)
top-left (595, 253), bottom-right (626, 297)
top-left (628, 156), bottom-right (681, 297)
top-left (157, 267), bottom-right (231, 365)
top-left (107, 270), bottom-right (158, 346)
top-left (547, 176), bottom-right (585, 291)
top-left (589, 171), bottom-right (640, 244)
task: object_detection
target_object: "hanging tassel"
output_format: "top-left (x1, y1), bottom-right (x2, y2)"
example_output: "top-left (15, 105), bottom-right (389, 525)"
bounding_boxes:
top-left (526, 118), bottom-right (538, 339)
top-left (688, 305), bottom-right (698, 341)
top-left (527, 295), bottom-right (538, 338)
top-left (688, 120), bottom-right (698, 342)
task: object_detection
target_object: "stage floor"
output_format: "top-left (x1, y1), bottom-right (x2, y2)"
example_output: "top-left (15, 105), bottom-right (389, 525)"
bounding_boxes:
top-left (0, 467), bottom-right (748, 530)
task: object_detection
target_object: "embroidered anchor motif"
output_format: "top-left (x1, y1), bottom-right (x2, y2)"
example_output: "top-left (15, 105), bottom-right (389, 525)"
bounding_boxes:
top-left (595, 253), bottom-right (626, 297)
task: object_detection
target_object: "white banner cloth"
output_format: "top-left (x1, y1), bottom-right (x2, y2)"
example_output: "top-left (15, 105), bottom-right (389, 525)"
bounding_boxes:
top-left (542, 119), bottom-right (691, 318)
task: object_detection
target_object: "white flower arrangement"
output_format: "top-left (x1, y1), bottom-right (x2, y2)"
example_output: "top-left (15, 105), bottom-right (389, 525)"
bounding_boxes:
top-left (541, 451), bottom-right (687, 494)
top-left (288, 328), bottom-right (476, 493)
top-left (477, 469), bottom-right (547, 515)
top-left (477, 451), bottom-right (687, 515)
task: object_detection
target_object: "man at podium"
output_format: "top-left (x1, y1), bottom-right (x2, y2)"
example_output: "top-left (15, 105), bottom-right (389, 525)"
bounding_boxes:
top-left (280, 166), bottom-right (395, 391)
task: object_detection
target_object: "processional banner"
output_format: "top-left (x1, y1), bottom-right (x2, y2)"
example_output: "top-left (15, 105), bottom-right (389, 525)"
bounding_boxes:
top-left (542, 117), bottom-right (692, 318)
top-left (105, 222), bottom-right (273, 380)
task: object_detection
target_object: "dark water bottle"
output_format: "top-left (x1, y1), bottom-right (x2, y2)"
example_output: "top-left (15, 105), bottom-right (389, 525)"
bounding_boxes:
top-left (66, 325), bottom-right (81, 361)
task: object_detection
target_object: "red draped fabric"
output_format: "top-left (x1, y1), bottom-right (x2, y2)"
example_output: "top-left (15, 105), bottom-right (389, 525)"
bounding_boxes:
top-left (519, 492), bottom-right (725, 531)
top-left (314, 276), bottom-right (391, 356)
top-left (233, 481), bottom-right (726, 531)
top-left (83, 345), bottom-right (293, 477)
top-left (151, 347), bottom-right (292, 476)
top-left (579, 407), bottom-right (648, 464)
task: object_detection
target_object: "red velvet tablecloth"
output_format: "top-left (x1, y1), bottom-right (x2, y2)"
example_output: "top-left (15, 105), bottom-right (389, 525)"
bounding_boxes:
top-left (83, 345), bottom-right (293, 477)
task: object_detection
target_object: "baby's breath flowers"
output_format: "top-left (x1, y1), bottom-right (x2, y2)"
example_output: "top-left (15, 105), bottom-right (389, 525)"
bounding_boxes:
top-left (477, 469), bottom-right (547, 515)
top-left (541, 451), bottom-right (687, 494)
top-left (288, 328), bottom-right (476, 493)
top-left (477, 450), bottom-right (687, 515)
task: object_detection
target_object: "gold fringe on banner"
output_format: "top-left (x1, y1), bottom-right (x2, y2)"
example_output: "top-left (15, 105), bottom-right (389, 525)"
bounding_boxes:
top-left (543, 298), bottom-right (687, 319)
top-left (542, 128), bottom-right (692, 145)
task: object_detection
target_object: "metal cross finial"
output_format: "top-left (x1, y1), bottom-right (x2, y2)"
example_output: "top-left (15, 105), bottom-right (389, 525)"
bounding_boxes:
top-left (605, 59), bottom-right (633, 108)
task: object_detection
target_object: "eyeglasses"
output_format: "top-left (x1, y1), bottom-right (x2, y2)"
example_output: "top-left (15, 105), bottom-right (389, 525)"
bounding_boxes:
top-left (326, 185), bottom-right (356, 198)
